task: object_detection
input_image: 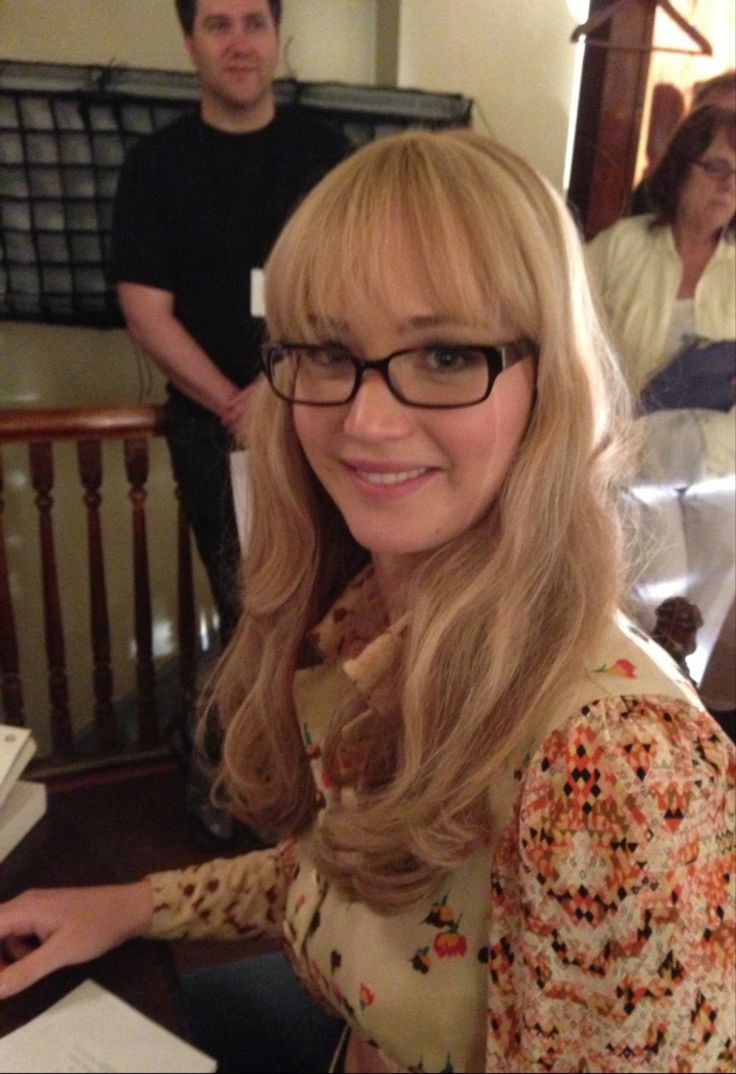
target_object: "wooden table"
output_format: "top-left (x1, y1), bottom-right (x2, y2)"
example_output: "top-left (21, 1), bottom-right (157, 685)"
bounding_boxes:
top-left (0, 768), bottom-right (194, 1041)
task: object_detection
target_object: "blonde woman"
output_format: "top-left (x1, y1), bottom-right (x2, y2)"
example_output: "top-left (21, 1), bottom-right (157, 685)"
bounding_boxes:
top-left (1, 131), bottom-right (733, 1074)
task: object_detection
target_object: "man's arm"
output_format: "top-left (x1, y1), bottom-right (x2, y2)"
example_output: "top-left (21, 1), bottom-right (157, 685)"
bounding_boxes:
top-left (118, 281), bottom-right (257, 436)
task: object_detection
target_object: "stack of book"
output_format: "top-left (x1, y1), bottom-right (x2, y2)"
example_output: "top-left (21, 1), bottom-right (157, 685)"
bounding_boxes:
top-left (0, 724), bottom-right (47, 862)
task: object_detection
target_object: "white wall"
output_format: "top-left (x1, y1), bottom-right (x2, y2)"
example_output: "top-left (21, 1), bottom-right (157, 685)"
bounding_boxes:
top-left (398, 0), bottom-right (580, 188)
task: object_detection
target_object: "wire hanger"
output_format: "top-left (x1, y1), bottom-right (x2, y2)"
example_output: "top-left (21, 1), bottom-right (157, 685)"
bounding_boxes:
top-left (571, 0), bottom-right (712, 56)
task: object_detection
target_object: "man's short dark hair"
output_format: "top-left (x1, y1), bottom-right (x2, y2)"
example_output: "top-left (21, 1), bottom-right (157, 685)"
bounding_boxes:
top-left (175, 0), bottom-right (282, 34)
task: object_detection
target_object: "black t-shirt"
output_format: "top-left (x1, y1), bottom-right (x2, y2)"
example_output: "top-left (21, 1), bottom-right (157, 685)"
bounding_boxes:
top-left (111, 107), bottom-right (350, 416)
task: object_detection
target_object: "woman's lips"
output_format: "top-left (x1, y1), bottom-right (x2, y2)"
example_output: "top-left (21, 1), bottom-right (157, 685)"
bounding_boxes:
top-left (342, 460), bottom-right (438, 493)
top-left (354, 466), bottom-right (428, 486)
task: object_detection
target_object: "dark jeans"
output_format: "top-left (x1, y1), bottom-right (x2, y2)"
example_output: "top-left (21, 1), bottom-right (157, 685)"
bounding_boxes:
top-left (165, 406), bottom-right (241, 842)
top-left (164, 407), bottom-right (242, 645)
top-left (183, 952), bottom-right (346, 1073)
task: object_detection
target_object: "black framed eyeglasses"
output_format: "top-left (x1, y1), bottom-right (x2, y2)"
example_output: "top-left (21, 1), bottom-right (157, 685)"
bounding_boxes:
top-left (260, 340), bottom-right (538, 409)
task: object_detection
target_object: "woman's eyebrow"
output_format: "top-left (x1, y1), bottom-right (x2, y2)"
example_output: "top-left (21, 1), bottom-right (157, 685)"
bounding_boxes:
top-left (305, 313), bottom-right (479, 334)
top-left (307, 315), bottom-right (348, 333)
top-left (404, 314), bottom-right (465, 330)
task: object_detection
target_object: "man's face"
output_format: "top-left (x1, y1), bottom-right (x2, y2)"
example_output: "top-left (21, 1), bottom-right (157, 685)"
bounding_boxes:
top-left (185, 0), bottom-right (280, 127)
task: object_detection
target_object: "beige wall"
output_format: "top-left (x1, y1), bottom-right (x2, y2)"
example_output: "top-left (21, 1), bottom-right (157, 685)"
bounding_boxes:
top-left (281, 0), bottom-right (377, 84)
top-left (398, 0), bottom-right (580, 188)
top-left (0, 0), bottom-right (190, 70)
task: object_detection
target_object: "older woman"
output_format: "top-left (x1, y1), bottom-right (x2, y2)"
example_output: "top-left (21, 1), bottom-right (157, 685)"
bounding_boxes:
top-left (589, 105), bottom-right (734, 393)
top-left (1, 131), bottom-right (734, 1074)
top-left (587, 105), bottom-right (736, 694)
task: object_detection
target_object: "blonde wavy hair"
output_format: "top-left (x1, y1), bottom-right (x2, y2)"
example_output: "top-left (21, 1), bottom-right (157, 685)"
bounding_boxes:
top-left (212, 129), bottom-right (632, 911)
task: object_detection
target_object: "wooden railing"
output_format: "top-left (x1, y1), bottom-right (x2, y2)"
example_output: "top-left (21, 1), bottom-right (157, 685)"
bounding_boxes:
top-left (0, 406), bottom-right (198, 780)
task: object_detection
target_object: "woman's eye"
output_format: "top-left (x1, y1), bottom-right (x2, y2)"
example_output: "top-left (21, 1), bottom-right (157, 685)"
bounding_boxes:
top-left (308, 348), bottom-right (352, 369)
top-left (424, 347), bottom-right (480, 372)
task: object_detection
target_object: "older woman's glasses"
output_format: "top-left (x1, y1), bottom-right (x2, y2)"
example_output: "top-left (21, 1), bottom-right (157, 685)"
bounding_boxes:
top-left (693, 158), bottom-right (736, 182)
top-left (261, 340), bottom-right (537, 409)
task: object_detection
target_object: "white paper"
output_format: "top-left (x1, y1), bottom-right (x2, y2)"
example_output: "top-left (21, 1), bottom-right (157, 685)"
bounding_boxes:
top-left (229, 448), bottom-right (252, 551)
top-left (0, 979), bottom-right (217, 1073)
top-left (250, 267), bottom-right (265, 317)
top-left (0, 779), bottom-right (47, 862)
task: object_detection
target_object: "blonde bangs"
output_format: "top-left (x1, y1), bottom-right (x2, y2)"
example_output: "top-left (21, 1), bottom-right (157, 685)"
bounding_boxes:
top-left (264, 130), bottom-right (547, 347)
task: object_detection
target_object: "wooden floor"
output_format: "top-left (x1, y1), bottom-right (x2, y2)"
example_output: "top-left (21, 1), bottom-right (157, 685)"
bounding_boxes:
top-left (47, 760), bottom-right (279, 977)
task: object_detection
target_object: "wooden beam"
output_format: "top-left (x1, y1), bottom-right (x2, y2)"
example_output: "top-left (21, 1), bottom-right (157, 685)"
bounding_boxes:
top-left (568, 0), bottom-right (656, 237)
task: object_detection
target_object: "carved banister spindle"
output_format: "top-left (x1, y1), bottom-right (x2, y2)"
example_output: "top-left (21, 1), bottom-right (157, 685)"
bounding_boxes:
top-left (77, 439), bottom-right (117, 751)
top-left (0, 449), bottom-right (25, 726)
top-left (176, 487), bottom-right (197, 732)
top-left (123, 436), bottom-right (159, 747)
top-left (28, 440), bottom-right (73, 757)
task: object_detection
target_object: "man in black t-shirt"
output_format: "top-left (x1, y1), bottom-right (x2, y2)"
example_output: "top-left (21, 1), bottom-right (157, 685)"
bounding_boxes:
top-left (111, 0), bottom-right (349, 841)
top-left (111, 0), bottom-right (348, 638)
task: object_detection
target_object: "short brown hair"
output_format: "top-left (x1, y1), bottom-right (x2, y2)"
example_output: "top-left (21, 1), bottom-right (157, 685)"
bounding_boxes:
top-left (175, 0), bottom-right (282, 34)
top-left (692, 69), bottom-right (736, 109)
top-left (647, 105), bottom-right (736, 233)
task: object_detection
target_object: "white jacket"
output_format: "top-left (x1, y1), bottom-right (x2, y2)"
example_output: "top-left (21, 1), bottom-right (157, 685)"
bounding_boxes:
top-left (586, 213), bottom-right (735, 391)
top-left (587, 215), bottom-right (735, 475)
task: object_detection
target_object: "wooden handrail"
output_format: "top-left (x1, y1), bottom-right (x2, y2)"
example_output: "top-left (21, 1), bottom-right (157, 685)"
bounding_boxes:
top-left (0, 405), bottom-right (165, 444)
top-left (0, 404), bottom-right (196, 780)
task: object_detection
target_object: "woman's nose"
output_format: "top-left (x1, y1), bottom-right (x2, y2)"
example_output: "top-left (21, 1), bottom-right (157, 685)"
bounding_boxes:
top-left (342, 370), bottom-right (414, 440)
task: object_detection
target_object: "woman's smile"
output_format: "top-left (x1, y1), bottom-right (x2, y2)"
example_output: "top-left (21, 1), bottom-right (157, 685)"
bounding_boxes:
top-left (342, 459), bottom-right (438, 493)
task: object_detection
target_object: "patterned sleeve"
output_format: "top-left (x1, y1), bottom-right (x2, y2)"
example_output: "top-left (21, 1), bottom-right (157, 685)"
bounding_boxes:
top-left (487, 695), bottom-right (736, 1073)
top-left (144, 839), bottom-right (297, 942)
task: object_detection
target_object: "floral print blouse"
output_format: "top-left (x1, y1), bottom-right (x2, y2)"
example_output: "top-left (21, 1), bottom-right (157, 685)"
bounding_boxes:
top-left (147, 569), bottom-right (735, 1073)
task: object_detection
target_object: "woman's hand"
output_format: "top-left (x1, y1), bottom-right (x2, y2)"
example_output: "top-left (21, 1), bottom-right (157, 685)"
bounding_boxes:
top-left (0, 881), bottom-right (153, 999)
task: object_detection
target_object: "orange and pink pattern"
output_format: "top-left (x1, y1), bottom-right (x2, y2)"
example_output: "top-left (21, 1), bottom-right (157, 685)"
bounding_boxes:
top-left (487, 696), bottom-right (735, 1072)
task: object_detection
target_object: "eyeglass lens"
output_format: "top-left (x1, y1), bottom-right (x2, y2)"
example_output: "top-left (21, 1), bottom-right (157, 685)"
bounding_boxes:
top-left (696, 159), bottom-right (736, 180)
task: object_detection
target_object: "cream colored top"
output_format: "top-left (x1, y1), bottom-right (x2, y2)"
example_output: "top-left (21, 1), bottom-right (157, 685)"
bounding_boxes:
top-left (586, 215), bottom-right (735, 392)
top-left (587, 215), bottom-right (735, 477)
top-left (146, 569), bottom-right (736, 1073)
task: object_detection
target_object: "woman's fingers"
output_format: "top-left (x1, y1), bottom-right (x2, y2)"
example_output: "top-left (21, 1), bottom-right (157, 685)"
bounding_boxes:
top-left (0, 929), bottom-right (74, 998)
top-left (0, 881), bottom-right (154, 999)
